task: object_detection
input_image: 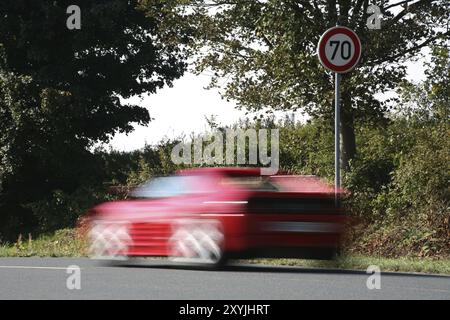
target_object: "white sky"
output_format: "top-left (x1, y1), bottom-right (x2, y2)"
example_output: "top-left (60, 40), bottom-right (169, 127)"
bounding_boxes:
top-left (107, 20), bottom-right (430, 152)
top-left (107, 71), bottom-right (307, 151)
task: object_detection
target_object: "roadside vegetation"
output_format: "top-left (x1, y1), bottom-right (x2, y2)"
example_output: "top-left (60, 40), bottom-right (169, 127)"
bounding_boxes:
top-left (244, 256), bottom-right (450, 275)
top-left (0, 229), bottom-right (86, 258)
top-left (0, 2), bottom-right (448, 272)
top-left (0, 49), bottom-right (448, 264)
top-left (1, 228), bottom-right (448, 275)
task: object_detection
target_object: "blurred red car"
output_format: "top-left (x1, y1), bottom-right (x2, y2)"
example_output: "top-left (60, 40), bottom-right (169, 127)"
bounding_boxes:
top-left (82, 167), bottom-right (346, 268)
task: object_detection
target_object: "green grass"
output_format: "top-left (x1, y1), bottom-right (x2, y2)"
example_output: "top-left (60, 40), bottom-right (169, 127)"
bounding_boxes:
top-left (1, 228), bottom-right (449, 275)
top-left (240, 255), bottom-right (450, 275)
top-left (0, 228), bottom-right (87, 257)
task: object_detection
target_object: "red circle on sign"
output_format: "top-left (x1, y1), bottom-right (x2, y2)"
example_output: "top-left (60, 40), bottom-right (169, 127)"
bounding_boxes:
top-left (318, 26), bottom-right (361, 73)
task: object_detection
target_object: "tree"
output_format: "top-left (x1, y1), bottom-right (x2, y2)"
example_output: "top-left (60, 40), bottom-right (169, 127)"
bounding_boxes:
top-left (0, 0), bottom-right (189, 235)
top-left (156, 0), bottom-right (449, 170)
top-left (397, 46), bottom-right (449, 123)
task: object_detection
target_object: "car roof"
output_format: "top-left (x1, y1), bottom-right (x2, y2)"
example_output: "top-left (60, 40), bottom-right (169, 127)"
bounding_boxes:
top-left (177, 167), bottom-right (262, 176)
top-left (270, 175), bottom-right (344, 194)
top-left (175, 167), bottom-right (344, 194)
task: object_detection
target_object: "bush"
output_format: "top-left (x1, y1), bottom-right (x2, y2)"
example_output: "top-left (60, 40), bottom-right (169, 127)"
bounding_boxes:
top-left (25, 186), bottom-right (116, 234)
top-left (345, 121), bottom-right (449, 257)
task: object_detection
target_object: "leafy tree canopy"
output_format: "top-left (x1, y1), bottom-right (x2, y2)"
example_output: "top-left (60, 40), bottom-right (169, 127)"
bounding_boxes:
top-left (142, 0), bottom-right (449, 167)
top-left (0, 1), bottom-right (189, 217)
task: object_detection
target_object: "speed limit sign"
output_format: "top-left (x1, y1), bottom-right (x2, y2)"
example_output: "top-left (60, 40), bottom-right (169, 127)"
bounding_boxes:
top-left (317, 26), bottom-right (361, 73)
top-left (317, 26), bottom-right (361, 203)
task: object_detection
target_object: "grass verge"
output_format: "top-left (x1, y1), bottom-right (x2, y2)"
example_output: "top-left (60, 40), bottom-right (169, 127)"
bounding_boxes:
top-left (1, 228), bottom-right (449, 275)
top-left (240, 256), bottom-right (450, 275)
top-left (0, 228), bottom-right (87, 257)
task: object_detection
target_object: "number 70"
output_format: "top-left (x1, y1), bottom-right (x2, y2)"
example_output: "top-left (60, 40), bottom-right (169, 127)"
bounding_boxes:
top-left (329, 40), bottom-right (351, 60)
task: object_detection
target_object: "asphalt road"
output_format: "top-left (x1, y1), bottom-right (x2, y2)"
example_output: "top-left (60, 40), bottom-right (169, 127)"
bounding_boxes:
top-left (0, 258), bottom-right (448, 299)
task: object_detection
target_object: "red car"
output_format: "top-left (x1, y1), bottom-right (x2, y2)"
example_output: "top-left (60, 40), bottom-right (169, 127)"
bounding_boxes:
top-left (83, 167), bottom-right (346, 268)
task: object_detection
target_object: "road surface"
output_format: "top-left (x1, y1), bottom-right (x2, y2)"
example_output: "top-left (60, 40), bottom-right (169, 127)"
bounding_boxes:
top-left (0, 258), bottom-right (448, 299)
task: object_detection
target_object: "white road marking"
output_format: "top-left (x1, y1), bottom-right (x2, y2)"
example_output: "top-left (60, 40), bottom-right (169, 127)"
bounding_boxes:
top-left (0, 265), bottom-right (78, 270)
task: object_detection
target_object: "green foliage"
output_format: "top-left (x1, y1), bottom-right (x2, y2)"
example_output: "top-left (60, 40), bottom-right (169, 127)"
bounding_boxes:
top-left (0, 228), bottom-right (87, 257)
top-left (140, 0), bottom-right (449, 168)
top-left (344, 47), bottom-right (450, 257)
top-left (345, 122), bottom-right (449, 257)
top-left (244, 255), bottom-right (450, 275)
top-left (279, 119), bottom-right (334, 177)
top-left (0, 2), bottom-right (448, 259)
top-left (26, 187), bottom-right (118, 233)
top-left (0, 1), bottom-right (188, 239)
top-left (124, 139), bottom-right (185, 186)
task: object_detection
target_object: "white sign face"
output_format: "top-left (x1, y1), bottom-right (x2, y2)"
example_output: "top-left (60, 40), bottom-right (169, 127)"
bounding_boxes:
top-left (324, 33), bottom-right (356, 66)
top-left (317, 26), bottom-right (361, 73)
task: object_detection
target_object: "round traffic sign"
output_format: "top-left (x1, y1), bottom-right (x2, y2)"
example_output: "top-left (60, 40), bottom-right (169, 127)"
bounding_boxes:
top-left (317, 26), bottom-right (361, 73)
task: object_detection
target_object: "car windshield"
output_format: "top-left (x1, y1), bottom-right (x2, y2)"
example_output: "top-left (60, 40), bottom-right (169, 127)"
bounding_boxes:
top-left (131, 176), bottom-right (199, 198)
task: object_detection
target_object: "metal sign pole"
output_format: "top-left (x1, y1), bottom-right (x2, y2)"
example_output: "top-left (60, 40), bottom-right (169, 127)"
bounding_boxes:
top-left (318, 26), bottom-right (361, 206)
top-left (335, 72), bottom-right (341, 206)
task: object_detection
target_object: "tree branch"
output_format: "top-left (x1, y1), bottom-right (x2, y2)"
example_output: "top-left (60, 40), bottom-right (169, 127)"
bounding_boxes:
top-left (385, 0), bottom-right (435, 27)
top-left (290, 1), bottom-right (322, 28)
top-left (370, 30), bottom-right (450, 65)
top-left (383, 0), bottom-right (416, 11)
top-left (350, 0), bottom-right (366, 24)
top-left (326, 0), bottom-right (338, 25)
